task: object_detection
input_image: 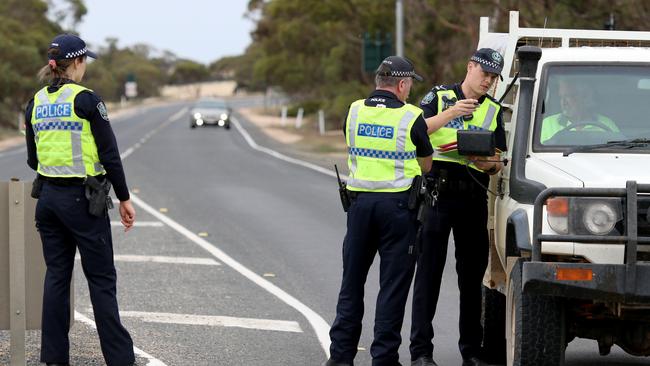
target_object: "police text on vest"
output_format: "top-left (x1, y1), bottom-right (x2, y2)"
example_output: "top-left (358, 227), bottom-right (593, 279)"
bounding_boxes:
top-left (357, 124), bottom-right (395, 139)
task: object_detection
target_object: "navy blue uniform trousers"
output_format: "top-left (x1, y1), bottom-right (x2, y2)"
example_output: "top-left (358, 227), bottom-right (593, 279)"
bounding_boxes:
top-left (410, 187), bottom-right (489, 361)
top-left (35, 182), bottom-right (134, 366)
top-left (329, 191), bottom-right (417, 366)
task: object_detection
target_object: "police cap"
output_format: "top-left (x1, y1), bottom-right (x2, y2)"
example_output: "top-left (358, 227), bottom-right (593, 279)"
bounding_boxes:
top-left (48, 34), bottom-right (98, 60)
top-left (376, 56), bottom-right (423, 82)
top-left (470, 48), bottom-right (504, 80)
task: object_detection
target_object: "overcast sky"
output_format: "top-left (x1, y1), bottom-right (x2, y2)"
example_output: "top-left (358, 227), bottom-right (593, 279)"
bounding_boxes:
top-left (77, 0), bottom-right (255, 65)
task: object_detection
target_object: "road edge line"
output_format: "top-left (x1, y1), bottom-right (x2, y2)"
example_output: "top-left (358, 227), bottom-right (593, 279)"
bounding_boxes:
top-left (231, 116), bottom-right (338, 178)
top-left (129, 193), bottom-right (332, 357)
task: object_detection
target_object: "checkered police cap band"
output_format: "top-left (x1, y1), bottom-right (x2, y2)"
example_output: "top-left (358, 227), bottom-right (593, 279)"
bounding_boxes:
top-left (378, 70), bottom-right (418, 78)
top-left (470, 55), bottom-right (501, 71)
top-left (64, 47), bottom-right (89, 59)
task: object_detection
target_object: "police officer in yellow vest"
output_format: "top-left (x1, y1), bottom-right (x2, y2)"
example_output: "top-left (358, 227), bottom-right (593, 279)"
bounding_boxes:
top-left (24, 34), bottom-right (136, 366)
top-left (325, 56), bottom-right (433, 366)
top-left (409, 49), bottom-right (507, 366)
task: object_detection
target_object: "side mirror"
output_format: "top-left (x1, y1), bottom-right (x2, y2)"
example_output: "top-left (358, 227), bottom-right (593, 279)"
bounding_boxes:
top-left (457, 130), bottom-right (495, 156)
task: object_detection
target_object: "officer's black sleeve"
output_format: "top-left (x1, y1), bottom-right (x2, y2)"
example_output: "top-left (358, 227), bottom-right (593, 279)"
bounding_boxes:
top-left (494, 108), bottom-right (508, 152)
top-left (341, 109), bottom-right (350, 137)
top-left (75, 91), bottom-right (130, 201)
top-left (411, 115), bottom-right (434, 157)
top-left (420, 89), bottom-right (439, 119)
top-left (24, 99), bottom-right (38, 171)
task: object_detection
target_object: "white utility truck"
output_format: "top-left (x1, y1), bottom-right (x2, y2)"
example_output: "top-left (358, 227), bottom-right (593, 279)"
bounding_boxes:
top-left (477, 11), bottom-right (650, 365)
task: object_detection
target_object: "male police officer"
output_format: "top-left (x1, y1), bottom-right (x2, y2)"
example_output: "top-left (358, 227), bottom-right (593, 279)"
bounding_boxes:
top-left (409, 48), bottom-right (508, 366)
top-left (325, 56), bottom-right (433, 366)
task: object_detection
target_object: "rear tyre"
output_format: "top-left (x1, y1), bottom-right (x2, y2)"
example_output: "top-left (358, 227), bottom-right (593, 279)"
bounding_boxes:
top-left (506, 258), bottom-right (566, 366)
top-left (482, 285), bottom-right (506, 364)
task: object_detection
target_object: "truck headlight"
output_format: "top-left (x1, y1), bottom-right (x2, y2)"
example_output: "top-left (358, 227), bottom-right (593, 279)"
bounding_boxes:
top-left (582, 202), bottom-right (617, 235)
top-left (220, 113), bottom-right (228, 120)
top-left (546, 197), bottom-right (622, 236)
top-left (194, 112), bottom-right (202, 119)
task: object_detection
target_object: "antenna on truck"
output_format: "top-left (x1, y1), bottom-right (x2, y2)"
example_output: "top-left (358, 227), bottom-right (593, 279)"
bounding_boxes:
top-left (539, 17), bottom-right (548, 47)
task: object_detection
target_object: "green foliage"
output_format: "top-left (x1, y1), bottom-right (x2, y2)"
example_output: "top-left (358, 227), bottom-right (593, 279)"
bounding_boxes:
top-left (239, 0), bottom-right (650, 124)
top-left (169, 60), bottom-right (209, 85)
top-left (82, 42), bottom-right (166, 100)
top-left (0, 0), bottom-right (61, 128)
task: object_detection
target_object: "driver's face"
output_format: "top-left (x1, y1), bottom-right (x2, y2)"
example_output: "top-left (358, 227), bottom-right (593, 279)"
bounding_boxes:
top-left (559, 83), bottom-right (589, 120)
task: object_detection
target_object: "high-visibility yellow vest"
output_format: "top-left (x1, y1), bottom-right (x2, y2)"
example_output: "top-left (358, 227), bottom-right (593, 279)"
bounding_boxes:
top-left (345, 99), bottom-right (421, 192)
top-left (540, 113), bottom-right (618, 143)
top-left (32, 84), bottom-right (105, 178)
top-left (429, 89), bottom-right (501, 171)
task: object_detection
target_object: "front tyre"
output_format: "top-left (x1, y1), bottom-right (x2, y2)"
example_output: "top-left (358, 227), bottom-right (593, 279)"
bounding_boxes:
top-left (506, 258), bottom-right (566, 366)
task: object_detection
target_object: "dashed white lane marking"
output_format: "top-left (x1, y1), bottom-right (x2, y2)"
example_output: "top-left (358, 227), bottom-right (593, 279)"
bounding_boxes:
top-left (116, 106), bottom-right (332, 357)
top-left (74, 311), bottom-right (167, 366)
top-left (129, 193), bottom-right (332, 357)
top-left (110, 220), bottom-right (164, 227)
top-left (114, 255), bottom-right (220, 266)
top-left (75, 254), bottom-right (220, 266)
top-left (119, 311), bottom-right (303, 333)
top-left (71, 108), bottom-right (188, 365)
top-left (120, 107), bottom-right (187, 160)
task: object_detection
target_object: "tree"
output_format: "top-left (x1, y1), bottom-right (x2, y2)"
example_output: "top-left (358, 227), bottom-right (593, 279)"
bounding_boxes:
top-left (239, 0), bottom-right (650, 124)
top-left (0, 0), bottom-right (61, 128)
top-left (168, 60), bottom-right (209, 85)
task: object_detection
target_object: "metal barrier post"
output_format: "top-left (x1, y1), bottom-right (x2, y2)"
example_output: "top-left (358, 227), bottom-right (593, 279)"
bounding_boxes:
top-left (9, 178), bottom-right (26, 366)
top-left (1, 180), bottom-right (64, 365)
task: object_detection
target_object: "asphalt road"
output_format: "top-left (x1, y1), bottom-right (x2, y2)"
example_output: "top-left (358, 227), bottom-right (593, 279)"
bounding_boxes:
top-left (1, 99), bottom-right (647, 365)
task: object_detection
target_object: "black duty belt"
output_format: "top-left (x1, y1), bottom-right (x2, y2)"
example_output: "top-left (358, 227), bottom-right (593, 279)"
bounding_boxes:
top-left (41, 176), bottom-right (105, 187)
top-left (430, 169), bottom-right (485, 195)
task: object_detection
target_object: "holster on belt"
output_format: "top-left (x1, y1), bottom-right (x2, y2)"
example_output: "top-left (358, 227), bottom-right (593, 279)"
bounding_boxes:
top-left (409, 175), bottom-right (432, 257)
top-left (31, 175), bottom-right (43, 199)
top-left (85, 176), bottom-right (113, 217)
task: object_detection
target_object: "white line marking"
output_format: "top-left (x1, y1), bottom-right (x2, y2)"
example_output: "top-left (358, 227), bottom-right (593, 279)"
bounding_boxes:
top-left (74, 311), bottom-right (167, 366)
top-left (75, 254), bottom-right (220, 266)
top-left (114, 255), bottom-right (220, 266)
top-left (169, 108), bottom-right (187, 121)
top-left (116, 105), bottom-right (332, 356)
top-left (120, 311), bottom-right (303, 333)
top-left (110, 221), bottom-right (164, 227)
top-left (231, 116), bottom-right (337, 178)
top-left (128, 193), bottom-right (332, 357)
top-left (67, 107), bottom-right (191, 365)
top-left (120, 147), bottom-right (136, 160)
top-left (119, 107), bottom-right (188, 160)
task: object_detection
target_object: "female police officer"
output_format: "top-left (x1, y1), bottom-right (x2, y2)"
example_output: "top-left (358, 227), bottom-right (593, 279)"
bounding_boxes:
top-left (24, 34), bottom-right (136, 366)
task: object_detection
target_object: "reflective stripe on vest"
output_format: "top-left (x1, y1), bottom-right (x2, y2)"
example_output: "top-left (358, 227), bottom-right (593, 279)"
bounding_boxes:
top-left (32, 85), bottom-right (106, 177)
top-left (430, 89), bottom-right (500, 170)
top-left (345, 100), bottom-right (421, 192)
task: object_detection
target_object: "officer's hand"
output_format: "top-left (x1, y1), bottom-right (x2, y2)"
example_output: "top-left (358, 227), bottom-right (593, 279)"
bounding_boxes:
top-left (119, 199), bottom-right (136, 232)
top-left (467, 155), bottom-right (494, 171)
top-left (451, 99), bottom-right (479, 118)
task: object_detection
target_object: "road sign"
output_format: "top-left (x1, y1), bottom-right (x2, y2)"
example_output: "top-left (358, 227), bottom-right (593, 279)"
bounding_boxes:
top-left (363, 32), bottom-right (393, 72)
top-left (125, 81), bottom-right (138, 98)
